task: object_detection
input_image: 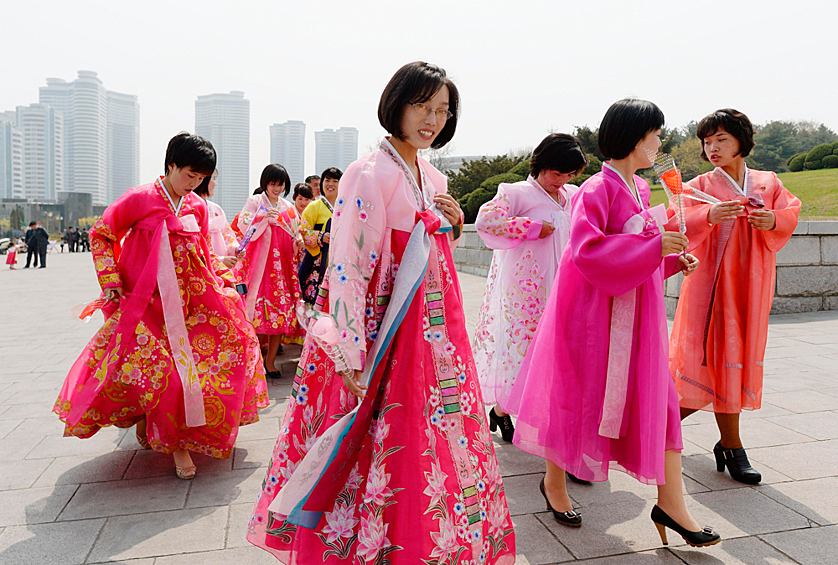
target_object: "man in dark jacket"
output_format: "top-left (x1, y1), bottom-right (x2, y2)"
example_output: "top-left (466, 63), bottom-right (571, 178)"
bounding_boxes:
top-left (34, 222), bottom-right (49, 268)
top-left (24, 221), bottom-right (39, 268)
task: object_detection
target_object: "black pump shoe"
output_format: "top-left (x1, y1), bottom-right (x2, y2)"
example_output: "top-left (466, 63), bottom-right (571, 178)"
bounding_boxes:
top-left (488, 407), bottom-right (515, 442)
top-left (540, 478), bottom-right (582, 527)
top-left (567, 472), bottom-right (593, 485)
top-left (713, 441), bottom-right (762, 484)
top-left (651, 505), bottom-right (720, 547)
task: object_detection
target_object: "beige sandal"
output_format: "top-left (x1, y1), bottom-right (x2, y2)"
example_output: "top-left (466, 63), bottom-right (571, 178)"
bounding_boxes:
top-left (135, 419), bottom-right (151, 450)
top-left (175, 465), bottom-right (197, 480)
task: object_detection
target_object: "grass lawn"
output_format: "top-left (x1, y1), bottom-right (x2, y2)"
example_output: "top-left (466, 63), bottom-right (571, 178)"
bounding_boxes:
top-left (648, 168), bottom-right (838, 219)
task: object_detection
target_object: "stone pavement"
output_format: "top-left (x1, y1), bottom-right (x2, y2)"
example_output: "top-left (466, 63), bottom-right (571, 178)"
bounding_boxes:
top-left (1, 252), bottom-right (837, 565)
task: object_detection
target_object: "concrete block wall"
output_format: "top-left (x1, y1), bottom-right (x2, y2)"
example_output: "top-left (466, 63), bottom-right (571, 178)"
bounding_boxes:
top-left (454, 222), bottom-right (838, 317)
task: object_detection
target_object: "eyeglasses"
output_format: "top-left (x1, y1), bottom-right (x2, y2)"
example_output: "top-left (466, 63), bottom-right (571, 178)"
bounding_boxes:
top-left (409, 102), bottom-right (453, 121)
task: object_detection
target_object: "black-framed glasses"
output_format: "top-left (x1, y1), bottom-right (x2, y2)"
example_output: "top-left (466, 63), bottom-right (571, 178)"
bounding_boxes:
top-left (409, 102), bottom-right (453, 121)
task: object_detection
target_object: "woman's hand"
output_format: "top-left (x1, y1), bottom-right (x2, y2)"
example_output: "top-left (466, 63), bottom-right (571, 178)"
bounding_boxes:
top-left (707, 201), bottom-right (744, 224)
top-left (105, 287), bottom-right (125, 304)
top-left (678, 253), bottom-right (700, 276)
top-left (539, 222), bottom-right (555, 239)
top-left (322, 232), bottom-right (331, 245)
top-left (343, 369), bottom-right (367, 399)
top-left (661, 232), bottom-right (689, 257)
top-left (266, 208), bottom-right (280, 225)
top-left (434, 194), bottom-right (464, 226)
top-left (748, 209), bottom-right (776, 230)
top-left (222, 256), bottom-right (238, 269)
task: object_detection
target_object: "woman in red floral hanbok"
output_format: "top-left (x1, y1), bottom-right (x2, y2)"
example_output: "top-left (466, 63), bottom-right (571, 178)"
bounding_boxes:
top-left (55, 134), bottom-right (268, 479)
top-left (247, 62), bottom-right (515, 564)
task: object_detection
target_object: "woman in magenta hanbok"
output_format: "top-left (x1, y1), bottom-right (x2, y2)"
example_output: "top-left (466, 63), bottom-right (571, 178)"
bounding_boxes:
top-left (54, 133), bottom-right (268, 479)
top-left (234, 164), bottom-right (303, 378)
top-left (508, 99), bottom-right (720, 547)
top-left (247, 61), bottom-right (515, 564)
top-left (472, 133), bottom-right (587, 442)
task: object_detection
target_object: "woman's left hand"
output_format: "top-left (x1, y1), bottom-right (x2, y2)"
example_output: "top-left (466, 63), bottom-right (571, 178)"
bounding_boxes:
top-left (222, 256), bottom-right (238, 268)
top-left (748, 209), bottom-right (776, 230)
top-left (679, 253), bottom-right (700, 276)
top-left (434, 194), bottom-right (464, 226)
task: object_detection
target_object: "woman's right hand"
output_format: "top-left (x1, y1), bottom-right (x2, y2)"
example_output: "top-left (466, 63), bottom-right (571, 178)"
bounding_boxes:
top-left (707, 201), bottom-right (745, 224)
top-left (343, 369), bottom-right (367, 399)
top-left (322, 232), bottom-right (331, 244)
top-left (105, 286), bottom-right (125, 304)
top-left (539, 222), bottom-right (555, 239)
top-left (661, 232), bottom-right (689, 256)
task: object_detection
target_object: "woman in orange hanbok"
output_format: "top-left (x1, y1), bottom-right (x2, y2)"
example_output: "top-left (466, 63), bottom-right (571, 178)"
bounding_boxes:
top-left (669, 109), bottom-right (801, 484)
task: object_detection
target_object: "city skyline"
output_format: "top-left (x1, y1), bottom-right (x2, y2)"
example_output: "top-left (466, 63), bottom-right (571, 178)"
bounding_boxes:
top-left (315, 127), bottom-right (359, 175)
top-left (270, 120), bottom-right (305, 187)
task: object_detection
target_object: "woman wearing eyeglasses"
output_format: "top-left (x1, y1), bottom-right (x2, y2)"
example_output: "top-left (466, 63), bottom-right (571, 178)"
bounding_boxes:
top-left (247, 61), bottom-right (515, 564)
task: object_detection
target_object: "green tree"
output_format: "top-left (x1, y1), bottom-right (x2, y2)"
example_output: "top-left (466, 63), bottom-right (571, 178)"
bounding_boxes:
top-left (671, 137), bottom-right (711, 181)
top-left (461, 172), bottom-right (525, 223)
top-left (571, 126), bottom-right (604, 161)
top-left (448, 154), bottom-right (527, 200)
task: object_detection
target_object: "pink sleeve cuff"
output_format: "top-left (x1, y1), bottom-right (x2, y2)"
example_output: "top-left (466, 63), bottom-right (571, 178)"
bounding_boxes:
top-left (347, 348), bottom-right (366, 372)
top-left (525, 220), bottom-right (543, 240)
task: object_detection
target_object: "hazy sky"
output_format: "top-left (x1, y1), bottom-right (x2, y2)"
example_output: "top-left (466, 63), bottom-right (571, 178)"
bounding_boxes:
top-left (2, 0), bottom-right (835, 189)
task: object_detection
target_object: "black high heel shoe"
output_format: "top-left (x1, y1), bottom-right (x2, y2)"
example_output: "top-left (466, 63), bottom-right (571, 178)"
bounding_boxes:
top-left (488, 407), bottom-right (515, 443)
top-left (567, 472), bottom-right (592, 485)
top-left (540, 478), bottom-right (582, 527)
top-left (651, 505), bottom-right (720, 547)
top-left (713, 441), bottom-right (761, 484)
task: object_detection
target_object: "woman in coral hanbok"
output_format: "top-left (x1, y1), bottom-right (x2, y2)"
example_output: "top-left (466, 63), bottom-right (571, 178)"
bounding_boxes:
top-left (298, 167), bottom-right (342, 304)
top-left (247, 61), bottom-right (515, 564)
top-left (509, 99), bottom-right (720, 547)
top-left (234, 164), bottom-right (303, 378)
top-left (473, 133), bottom-right (587, 442)
top-left (54, 134), bottom-right (268, 479)
top-left (670, 109), bottom-right (800, 485)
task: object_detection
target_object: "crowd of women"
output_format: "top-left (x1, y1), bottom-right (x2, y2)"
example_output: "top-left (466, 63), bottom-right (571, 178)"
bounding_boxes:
top-left (53, 60), bottom-right (800, 563)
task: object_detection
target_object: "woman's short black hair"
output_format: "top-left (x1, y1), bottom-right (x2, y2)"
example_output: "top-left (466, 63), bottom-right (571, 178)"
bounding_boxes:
top-left (320, 167), bottom-right (343, 185)
top-left (255, 164), bottom-right (291, 196)
top-left (530, 133), bottom-right (589, 178)
top-left (696, 108), bottom-right (755, 161)
top-left (378, 61), bottom-right (460, 149)
top-left (163, 132), bottom-right (216, 176)
top-left (193, 169), bottom-right (217, 197)
top-left (598, 99), bottom-right (665, 160)
top-left (293, 183), bottom-right (313, 200)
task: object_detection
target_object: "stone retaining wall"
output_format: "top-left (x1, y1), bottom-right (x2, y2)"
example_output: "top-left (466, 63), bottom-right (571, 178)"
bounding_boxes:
top-left (453, 222), bottom-right (838, 316)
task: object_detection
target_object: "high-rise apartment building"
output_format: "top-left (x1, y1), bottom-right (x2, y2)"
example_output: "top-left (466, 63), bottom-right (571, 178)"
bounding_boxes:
top-left (40, 71), bottom-right (108, 205)
top-left (195, 91), bottom-right (250, 216)
top-left (0, 112), bottom-right (23, 199)
top-left (107, 91), bottom-right (140, 201)
top-left (315, 126), bottom-right (358, 173)
top-left (15, 104), bottom-right (64, 202)
top-left (270, 120), bottom-right (305, 186)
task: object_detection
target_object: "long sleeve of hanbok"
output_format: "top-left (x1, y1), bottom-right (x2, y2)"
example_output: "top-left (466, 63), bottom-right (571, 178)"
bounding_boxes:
top-left (90, 191), bottom-right (141, 291)
top-left (328, 166), bottom-right (387, 371)
top-left (301, 203), bottom-right (324, 253)
top-left (761, 176), bottom-right (801, 252)
top-left (475, 185), bottom-right (542, 249)
top-left (571, 185), bottom-right (663, 297)
top-left (238, 196), bottom-right (268, 243)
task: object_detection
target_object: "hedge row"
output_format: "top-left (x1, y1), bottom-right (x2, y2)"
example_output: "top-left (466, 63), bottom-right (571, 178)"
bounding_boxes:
top-left (790, 141), bottom-right (838, 171)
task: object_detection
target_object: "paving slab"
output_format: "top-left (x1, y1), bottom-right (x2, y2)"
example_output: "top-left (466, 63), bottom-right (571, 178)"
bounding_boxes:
top-left (225, 503), bottom-right (253, 549)
top-left (762, 390), bottom-right (838, 413)
top-left (686, 488), bottom-right (811, 538)
top-left (32, 451), bottom-right (134, 487)
top-left (766, 410), bottom-right (838, 440)
top-left (756, 477), bottom-right (838, 526)
top-left (0, 484), bottom-right (78, 526)
top-left (680, 419), bottom-right (814, 451)
top-left (0, 458), bottom-right (53, 490)
top-left (670, 535), bottom-right (799, 564)
top-left (88, 506), bottom-right (228, 562)
top-left (153, 545), bottom-right (280, 565)
top-left (58, 476), bottom-right (190, 521)
top-left (509, 513), bottom-right (573, 564)
top-left (231, 439), bottom-right (276, 470)
top-left (122, 448), bottom-right (232, 480)
top-left (0, 518), bottom-right (105, 565)
top-left (748, 439), bottom-right (838, 481)
top-left (760, 524), bottom-right (838, 565)
top-left (185, 467), bottom-right (264, 509)
top-left (27, 428), bottom-right (125, 460)
top-left (682, 453), bottom-right (794, 490)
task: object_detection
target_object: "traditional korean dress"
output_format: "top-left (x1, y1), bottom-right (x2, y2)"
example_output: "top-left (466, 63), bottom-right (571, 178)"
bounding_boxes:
top-left (247, 140), bottom-right (516, 564)
top-left (669, 167), bottom-right (800, 413)
top-left (5, 244), bottom-right (17, 267)
top-left (507, 165), bottom-right (685, 485)
top-left (234, 194), bottom-right (302, 339)
top-left (472, 177), bottom-right (578, 410)
top-left (54, 178), bottom-right (268, 458)
top-left (206, 198), bottom-right (239, 257)
top-left (298, 196), bottom-right (333, 304)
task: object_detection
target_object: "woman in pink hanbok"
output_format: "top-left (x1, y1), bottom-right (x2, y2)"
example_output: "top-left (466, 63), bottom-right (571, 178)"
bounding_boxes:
top-left (248, 61), bottom-right (515, 564)
top-left (473, 133), bottom-right (587, 443)
top-left (509, 99), bottom-right (720, 547)
top-left (54, 133), bottom-right (268, 479)
top-left (195, 169), bottom-right (240, 269)
top-left (234, 164), bottom-right (303, 378)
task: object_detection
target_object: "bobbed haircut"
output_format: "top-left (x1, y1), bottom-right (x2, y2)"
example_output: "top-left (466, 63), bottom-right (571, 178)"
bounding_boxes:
top-left (378, 61), bottom-right (460, 149)
top-left (304, 175), bottom-right (320, 184)
top-left (163, 132), bottom-right (216, 176)
top-left (254, 164), bottom-right (291, 196)
top-left (696, 108), bottom-right (755, 161)
top-left (293, 183), bottom-right (313, 200)
top-left (320, 167), bottom-right (343, 185)
top-left (193, 169), bottom-right (217, 197)
top-left (530, 133), bottom-right (589, 178)
top-left (598, 99), bottom-right (665, 160)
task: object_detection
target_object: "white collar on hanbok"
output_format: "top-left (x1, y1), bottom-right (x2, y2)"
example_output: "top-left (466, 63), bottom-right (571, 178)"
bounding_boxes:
top-left (602, 163), bottom-right (644, 209)
top-left (158, 176), bottom-right (184, 215)
top-left (380, 137), bottom-right (432, 210)
top-left (714, 164), bottom-right (749, 197)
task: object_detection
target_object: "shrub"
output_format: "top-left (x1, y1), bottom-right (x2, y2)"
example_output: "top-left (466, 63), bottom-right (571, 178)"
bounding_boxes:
top-left (788, 153), bottom-right (807, 172)
top-left (807, 143), bottom-right (833, 162)
top-left (462, 172), bottom-right (525, 222)
top-left (570, 154), bottom-right (602, 186)
top-left (508, 158), bottom-right (531, 178)
top-left (822, 155), bottom-right (838, 168)
top-left (832, 141), bottom-right (838, 156)
top-left (804, 159), bottom-right (822, 170)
